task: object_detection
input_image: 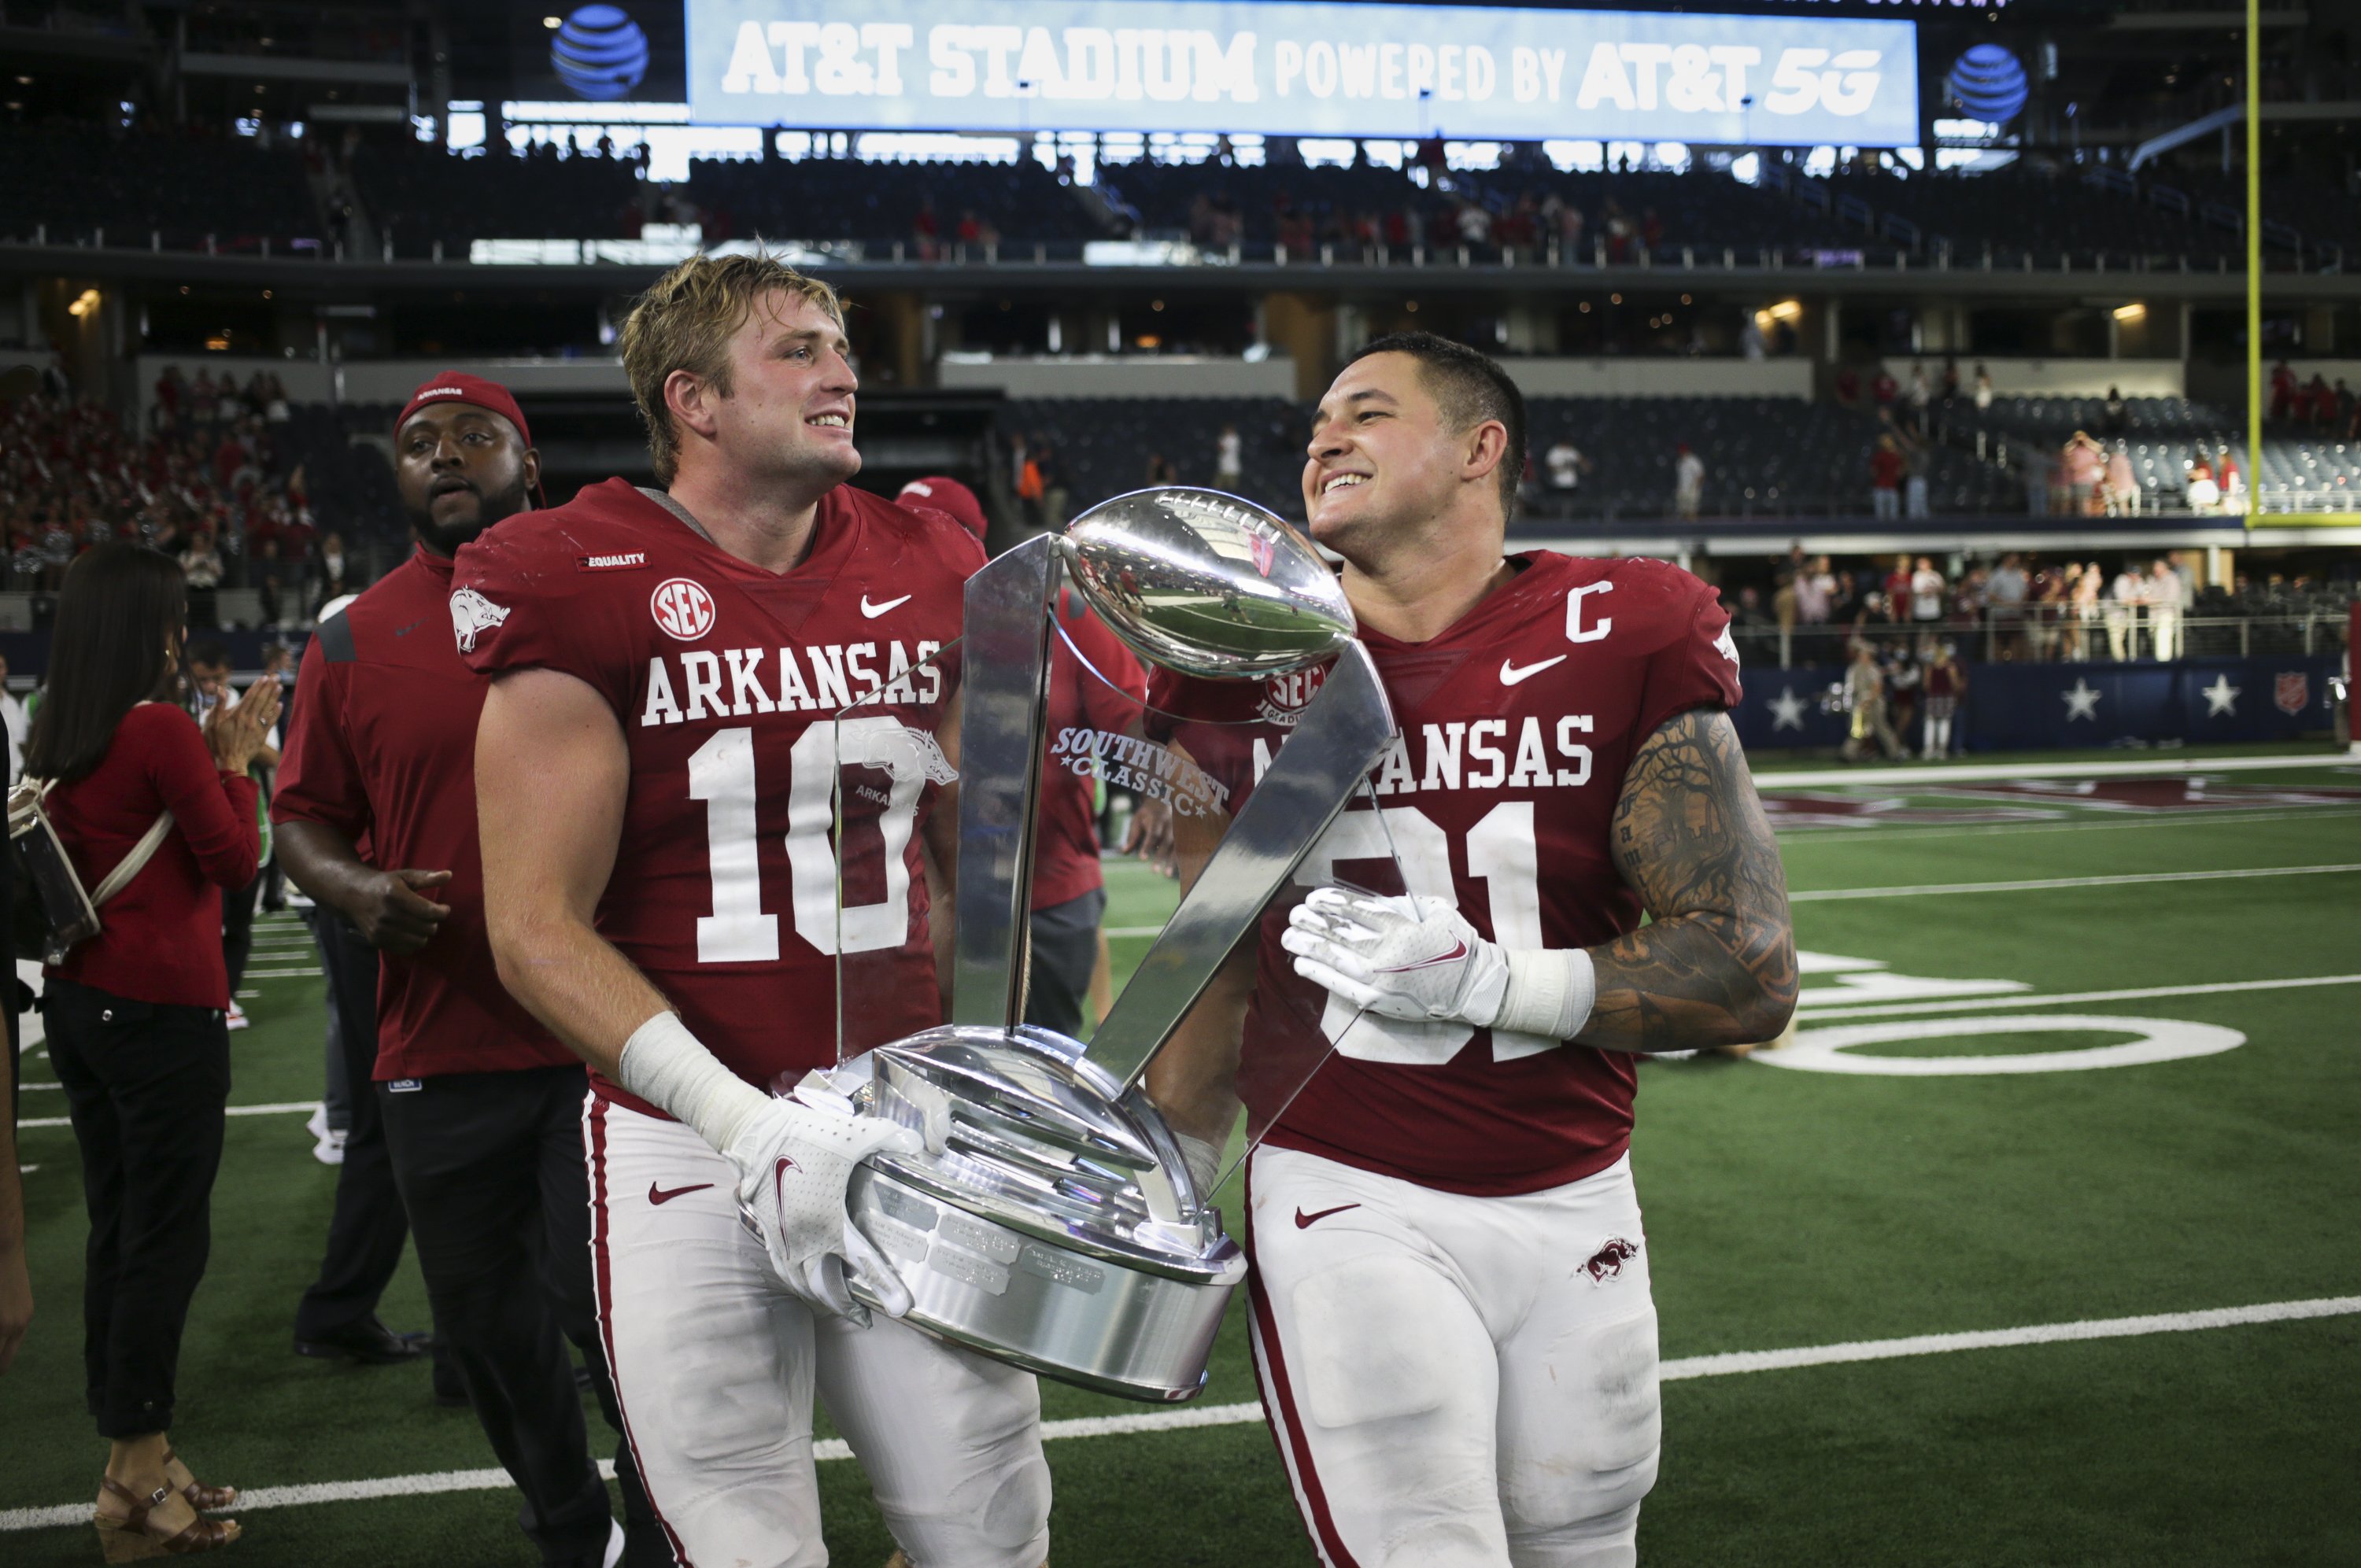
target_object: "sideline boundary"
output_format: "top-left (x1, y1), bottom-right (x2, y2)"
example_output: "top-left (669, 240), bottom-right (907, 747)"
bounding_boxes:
top-left (5, 1294), bottom-right (2354, 1534)
top-left (1755, 754), bottom-right (2349, 788)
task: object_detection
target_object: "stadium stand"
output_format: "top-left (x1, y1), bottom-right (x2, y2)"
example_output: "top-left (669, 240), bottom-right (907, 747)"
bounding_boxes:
top-left (353, 139), bottom-right (645, 255)
top-left (1, 120), bottom-right (321, 252)
top-left (683, 155), bottom-right (1105, 252)
top-left (1963, 395), bottom-right (2361, 512)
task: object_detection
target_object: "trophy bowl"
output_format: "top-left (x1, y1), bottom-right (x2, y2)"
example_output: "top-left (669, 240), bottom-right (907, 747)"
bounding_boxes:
top-left (1060, 487), bottom-right (1354, 680)
top-left (842, 1025), bottom-right (1244, 1403)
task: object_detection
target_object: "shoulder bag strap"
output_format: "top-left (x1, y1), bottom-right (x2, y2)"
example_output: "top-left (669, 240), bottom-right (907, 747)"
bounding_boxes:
top-left (91, 810), bottom-right (176, 907)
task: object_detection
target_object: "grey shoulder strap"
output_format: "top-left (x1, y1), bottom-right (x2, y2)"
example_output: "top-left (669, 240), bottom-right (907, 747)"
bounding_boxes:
top-left (637, 486), bottom-right (718, 546)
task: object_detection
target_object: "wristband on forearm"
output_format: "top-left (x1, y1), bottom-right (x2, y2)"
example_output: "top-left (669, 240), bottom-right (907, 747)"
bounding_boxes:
top-left (1489, 948), bottom-right (1598, 1042)
top-left (616, 1011), bottom-right (770, 1153)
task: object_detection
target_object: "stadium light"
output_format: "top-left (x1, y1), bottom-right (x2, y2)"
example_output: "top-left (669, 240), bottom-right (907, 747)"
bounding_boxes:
top-left (2112, 304), bottom-right (2147, 322)
top-left (66, 288), bottom-right (99, 317)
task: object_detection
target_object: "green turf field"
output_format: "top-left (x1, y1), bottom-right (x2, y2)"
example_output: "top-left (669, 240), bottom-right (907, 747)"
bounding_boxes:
top-left (6, 748), bottom-right (2359, 1565)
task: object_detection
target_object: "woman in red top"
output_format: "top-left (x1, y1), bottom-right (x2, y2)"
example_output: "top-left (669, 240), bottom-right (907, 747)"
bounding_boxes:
top-left (28, 543), bottom-right (277, 1558)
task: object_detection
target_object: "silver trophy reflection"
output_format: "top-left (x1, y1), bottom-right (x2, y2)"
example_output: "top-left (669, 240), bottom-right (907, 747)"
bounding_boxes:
top-left (824, 489), bottom-right (1396, 1401)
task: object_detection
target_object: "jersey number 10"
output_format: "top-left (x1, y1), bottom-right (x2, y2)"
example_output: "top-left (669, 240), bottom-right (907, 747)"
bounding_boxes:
top-left (687, 719), bottom-right (924, 961)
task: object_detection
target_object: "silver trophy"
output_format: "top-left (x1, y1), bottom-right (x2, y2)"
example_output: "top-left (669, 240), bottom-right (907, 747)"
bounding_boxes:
top-left (819, 489), bottom-right (1397, 1401)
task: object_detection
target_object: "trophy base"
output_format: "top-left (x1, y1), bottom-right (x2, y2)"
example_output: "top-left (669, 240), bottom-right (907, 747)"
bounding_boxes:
top-left (845, 1024), bottom-right (1246, 1404)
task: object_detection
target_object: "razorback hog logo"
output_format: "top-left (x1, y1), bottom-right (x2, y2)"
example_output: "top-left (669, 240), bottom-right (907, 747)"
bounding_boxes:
top-left (449, 587), bottom-right (512, 653)
top-left (849, 725), bottom-right (959, 787)
top-left (1582, 1237), bottom-right (1642, 1286)
top-left (2275, 673), bottom-right (2310, 715)
top-left (651, 577), bottom-right (716, 642)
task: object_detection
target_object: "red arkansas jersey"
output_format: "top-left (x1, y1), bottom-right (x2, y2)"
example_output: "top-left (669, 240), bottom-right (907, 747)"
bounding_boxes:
top-left (451, 478), bottom-right (983, 1116)
top-left (273, 544), bottom-right (575, 1083)
top-left (1155, 553), bottom-right (1741, 1197)
top-left (1034, 589), bottom-right (1150, 910)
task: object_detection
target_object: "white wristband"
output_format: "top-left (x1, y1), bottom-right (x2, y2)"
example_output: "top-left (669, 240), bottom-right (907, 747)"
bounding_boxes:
top-left (1490, 948), bottom-right (1598, 1043)
top-left (616, 1011), bottom-right (770, 1153)
top-left (1173, 1131), bottom-right (1223, 1198)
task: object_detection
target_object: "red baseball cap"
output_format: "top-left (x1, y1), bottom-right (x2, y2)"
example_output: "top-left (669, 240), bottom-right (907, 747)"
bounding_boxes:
top-left (896, 475), bottom-right (986, 540)
top-left (396, 371), bottom-right (534, 448)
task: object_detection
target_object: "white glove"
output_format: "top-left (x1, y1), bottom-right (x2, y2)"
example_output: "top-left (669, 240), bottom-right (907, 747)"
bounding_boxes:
top-left (1283, 888), bottom-right (1511, 1028)
top-left (726, 1090), bottom-right (923, 1326)
top-left (1282, 886), bottom-right (1598, 1042)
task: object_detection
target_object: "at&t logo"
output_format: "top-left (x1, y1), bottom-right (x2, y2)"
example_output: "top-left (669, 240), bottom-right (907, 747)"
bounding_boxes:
top-left (651, 577), bottom-right (716, 641)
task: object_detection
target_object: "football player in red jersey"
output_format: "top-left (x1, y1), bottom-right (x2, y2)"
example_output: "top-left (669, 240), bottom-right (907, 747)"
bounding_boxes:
top-left (458, 257), bottom-right (1049, 1568)
top-left (1150, 334), bottom-right (1797, 1568)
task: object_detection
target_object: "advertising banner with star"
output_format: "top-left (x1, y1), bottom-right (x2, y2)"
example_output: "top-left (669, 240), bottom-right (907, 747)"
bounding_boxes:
top-left (1728, 655), bottom-right (2341, 754)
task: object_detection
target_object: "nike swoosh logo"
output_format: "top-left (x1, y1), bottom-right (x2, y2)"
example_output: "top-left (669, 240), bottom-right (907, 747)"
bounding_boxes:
top-left (1500, 655), bottom-right (1568, 686)
top-left (860, 593), bottom-right (913, 618)
top-left (1377, 939), bottom-right (1468, 974)
top-left (1295, 1203), bottom-right (1362, 1229)
top-left (648, 1181), bottom-right (715, 1206)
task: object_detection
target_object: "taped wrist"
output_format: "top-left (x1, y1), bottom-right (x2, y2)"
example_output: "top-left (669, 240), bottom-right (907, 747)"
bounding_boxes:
top-left (1489, 947), bottom-right (1598, 1043)
top-left (1174, 1131), bottom-right (1223, 1199)
top-left (617, 1011), bottom-right (769, 1153)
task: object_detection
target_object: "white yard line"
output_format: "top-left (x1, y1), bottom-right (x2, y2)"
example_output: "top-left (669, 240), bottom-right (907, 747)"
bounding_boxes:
top-left (1796, 972), bottom-right (2361, 1021)
top-left (19, 1100), bottom-right (317, 1132)
top-left (1757, 754), bottom-right (2349, 788)
top-left (4, 1293), bottom-right (2354, 1533)
top-left (1788, 863), bottom-right (2361, 902)
top-left (1777, 806), bottom-right (2361, 845)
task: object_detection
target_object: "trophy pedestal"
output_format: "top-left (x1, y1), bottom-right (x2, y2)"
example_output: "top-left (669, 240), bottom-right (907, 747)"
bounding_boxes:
top-left (844, 1025), bottom-right (1244, 1403)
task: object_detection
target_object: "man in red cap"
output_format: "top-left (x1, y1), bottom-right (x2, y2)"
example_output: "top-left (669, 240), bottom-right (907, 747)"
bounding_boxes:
top-left (895, 474), bottom-right (987, 542)
top-left (275, 373), bottom-right (662, 1568)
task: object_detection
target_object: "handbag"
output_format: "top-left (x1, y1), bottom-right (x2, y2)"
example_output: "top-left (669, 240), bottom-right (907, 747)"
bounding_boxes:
top-left (6, 777), bottom-right (174, 965)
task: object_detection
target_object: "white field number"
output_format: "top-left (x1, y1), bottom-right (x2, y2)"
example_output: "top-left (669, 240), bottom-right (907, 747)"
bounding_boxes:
top-left (687, 718), bottom-right (922, 962)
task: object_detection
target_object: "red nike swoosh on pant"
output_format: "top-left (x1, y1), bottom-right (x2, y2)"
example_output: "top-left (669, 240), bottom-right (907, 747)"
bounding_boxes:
top-left (1376, 939), bottom-right (1467, 973)
top-left (647, 1182), bottom-right (715, 1206)
top-left (1294, 1203), bottom-right (1362, 1229)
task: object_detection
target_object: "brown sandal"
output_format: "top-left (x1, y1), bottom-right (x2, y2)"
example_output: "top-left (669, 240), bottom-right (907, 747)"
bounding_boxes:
top-left (93, 1476), bottom-right (240, 1560)
top-left (161, 1450), bottom-right (237, 1511)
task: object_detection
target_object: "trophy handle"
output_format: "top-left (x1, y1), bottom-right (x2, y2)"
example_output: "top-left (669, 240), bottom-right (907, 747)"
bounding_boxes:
top-left (949, 534), bottom-right (1061, 1031)
top-left (1083, 643), bottom-right (1397, 1090)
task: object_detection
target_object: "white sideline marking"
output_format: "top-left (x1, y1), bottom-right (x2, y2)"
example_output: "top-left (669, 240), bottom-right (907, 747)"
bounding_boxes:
top-left (1798, 972), bottom-right (2361, 1020)
top-left (4, 1295), bottom-right (2355, 1533)
top-left (19, 1099), bottom-right (319, 1132)
top-left (1779, 806), bottom-right (2361, 845)
top-left (1757, 754), bottom-right (2345, 788)
top-left (244, 967), bottom-right (324, 978)
top-left (1789, 863), bottom-right (2361, 902)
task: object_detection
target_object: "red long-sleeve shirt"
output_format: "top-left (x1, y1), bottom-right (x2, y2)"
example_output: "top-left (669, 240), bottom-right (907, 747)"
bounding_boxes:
top-left (42, 702), bottom-right (260, 1009)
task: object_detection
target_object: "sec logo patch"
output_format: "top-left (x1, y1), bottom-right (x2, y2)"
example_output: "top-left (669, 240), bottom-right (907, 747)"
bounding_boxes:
top-left (651, 577), bottom-right (715, 641)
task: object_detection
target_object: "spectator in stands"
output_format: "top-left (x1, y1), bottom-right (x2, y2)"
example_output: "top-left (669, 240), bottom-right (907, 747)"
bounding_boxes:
top-left (179, 529), bottom-right (224, 626)
top-left (2061, 431), bottom-right (2105, 517)
top-left (2104, 442), bottom-right (2140, 516)
top-left (2102, 386), bottom-right (2126, 435)
top-left (1772, 571), bottom-right (1798, 669)
top-left (1871, 367), bottom-right (1898, 414)
top-left (2218, 447), bottom-right (2246, 515)
top-left (2108, 561), bottom-right (2147, 659)
top-left (2185, 454), bottom-right (2220, 512)
top-left (1906, 366), bottom-right (1931, 436)
top-left (1544, 436), bottom-right (1591, 502)
top-left (1833, 365), bottom-right (1860, 408)
top-left (1143, 451), bottom-right (1178, 489)
top-left (2071, 560), bottom-right (2103, 661)
top-left (1987, 553), bottom-right (2029, 659)
top-left (2270, 360), bottom-right (2298, 421)
top-left (1868, 435), bottom-right (1904, 518)
top-left (1940, 357), bottom-right (1961, 404)
top-left (2305, 374), bottom-right (2333, 429)
top-left (1905, 446), bottom-right (1931, 518)
top-left (2147, 557), bottom-right (2186, 660)
top-left (313, 530), bottom-right (352, 610)
top-left (1972, 363), bottom-right (1993, 413)
top-left (2335, 382), bottom-right (2355, 434)
top-left (1673, 442), bottom-right (1704, 520)
top-left (31, 543), bottom-right (275, 1558)
top-left (1214, 423), bottom-right (1243, 490)
top-left (1910, 556), bottom-right (1946, 625)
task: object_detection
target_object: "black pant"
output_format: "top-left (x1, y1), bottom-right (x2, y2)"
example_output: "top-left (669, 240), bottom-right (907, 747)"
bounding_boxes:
top-left (382, 1067), bottom-right (660, 1566)
top-left (45, 978), bottom-right (231, 1439)
top-left (292, 907), bottom-right (412, 1339)
top-left (220, 873), bottom-right (260, 998)
top-left (1023, 887), bottom-right (1107, 1040)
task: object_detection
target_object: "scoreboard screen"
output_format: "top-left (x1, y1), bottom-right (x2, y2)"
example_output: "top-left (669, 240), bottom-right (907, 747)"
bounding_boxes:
top-left (684, 0), bottom-right (1921, 145)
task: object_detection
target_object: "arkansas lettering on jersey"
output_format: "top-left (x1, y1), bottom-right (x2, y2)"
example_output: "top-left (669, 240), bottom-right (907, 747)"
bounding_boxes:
top-left (1155, 552), bottom-right (1742, 1197)
top-left (451, 478), bottom-right (985, 1114)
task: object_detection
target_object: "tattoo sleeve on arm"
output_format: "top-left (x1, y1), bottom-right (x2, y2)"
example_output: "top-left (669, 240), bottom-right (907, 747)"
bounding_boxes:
top-left (1577, 707), bottom-right (1798, 1053)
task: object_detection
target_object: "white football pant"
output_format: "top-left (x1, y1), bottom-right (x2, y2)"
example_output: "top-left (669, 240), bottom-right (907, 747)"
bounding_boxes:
top-left (1247, 1146), bottom-right (1661, 1568)
top-left (586, 1097), bottom-right (1051, 1568)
